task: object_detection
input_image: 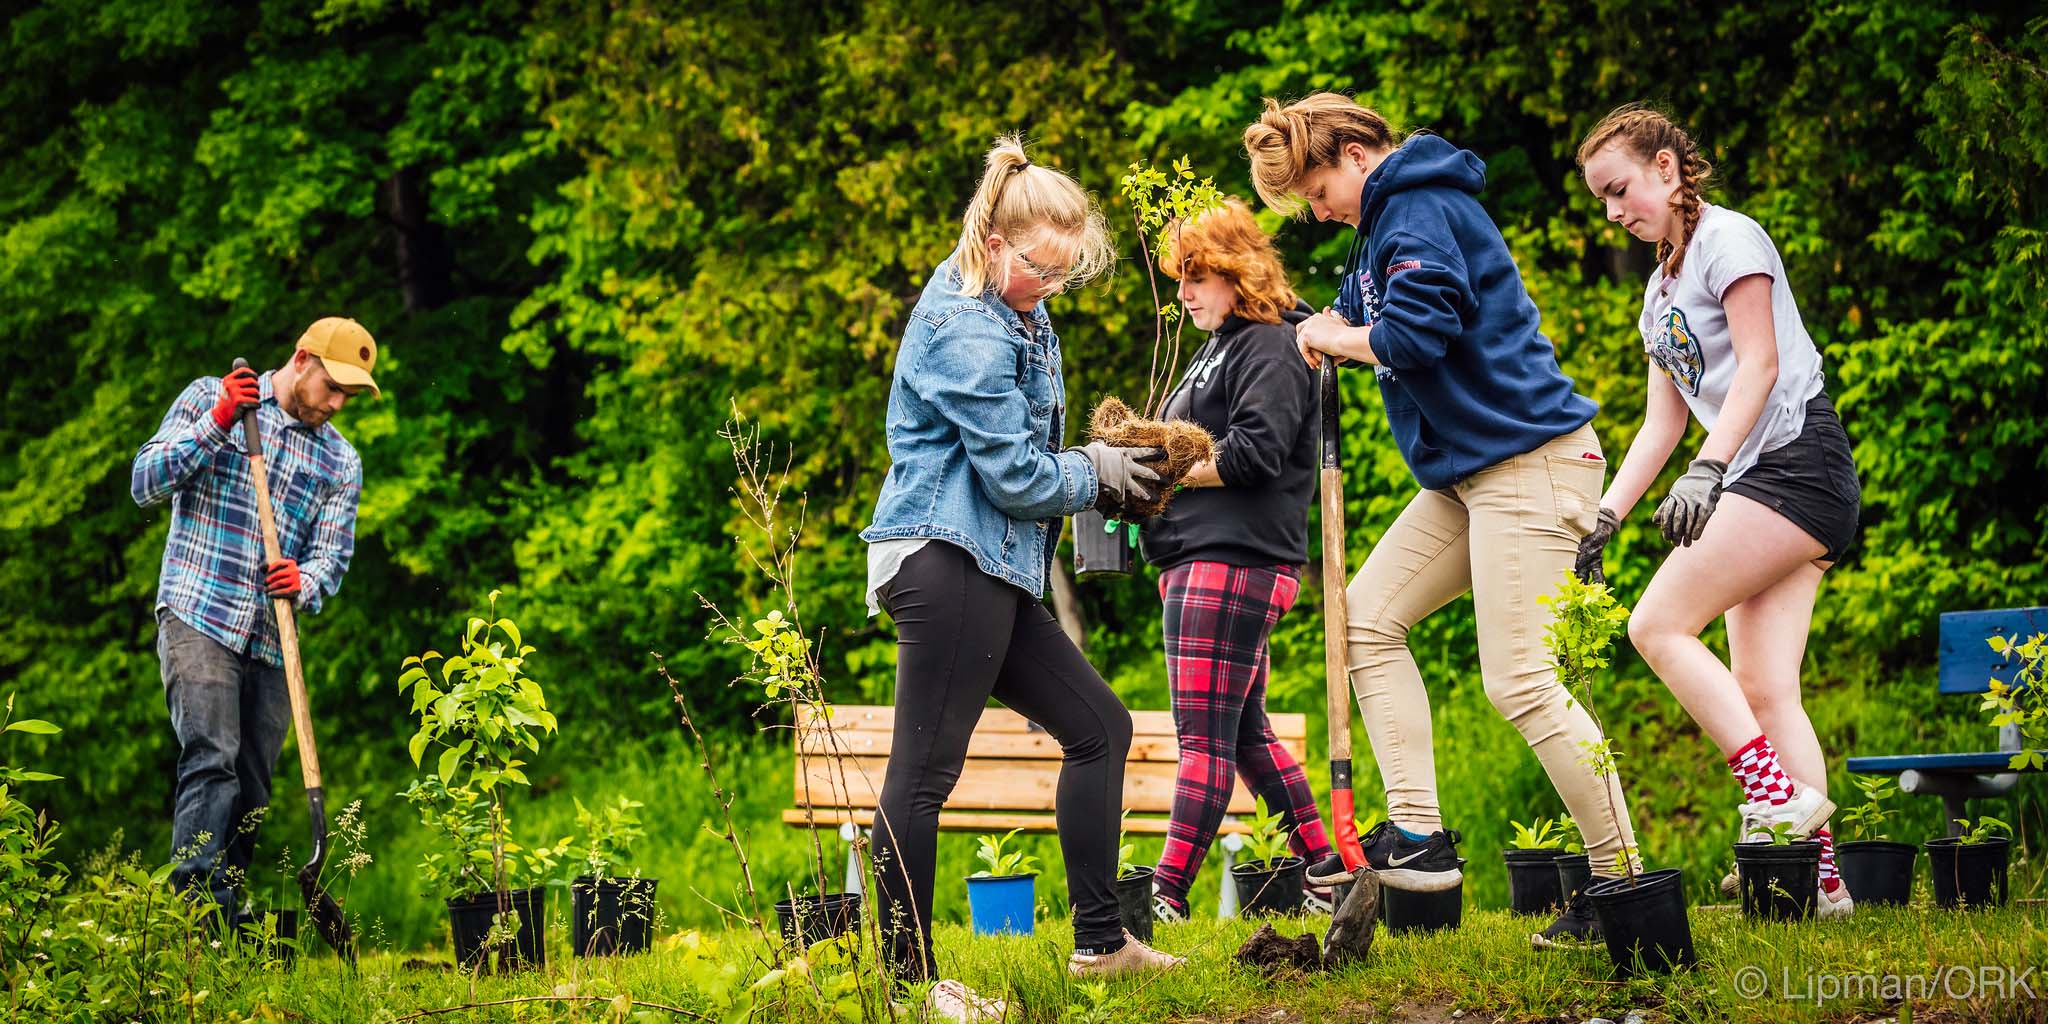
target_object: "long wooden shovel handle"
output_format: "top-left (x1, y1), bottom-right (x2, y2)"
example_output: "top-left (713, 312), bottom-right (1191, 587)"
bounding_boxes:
top-left (1319, 359), bottom-right (1367, 872)
top-left (232, 359), bottom-right (321, 791)
top-left (1319, 359), bottom-right (1352, 764)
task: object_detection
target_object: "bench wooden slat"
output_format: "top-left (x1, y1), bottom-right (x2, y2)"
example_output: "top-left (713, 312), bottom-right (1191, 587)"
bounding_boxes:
top-left (799, 729), bottom-right (1271, 763)
top-left (795, 703), bottom-right (1306, 741)
top-left (795, 750), bottom-right (1305, 816)
top-left (1848, 751), bottom-right (2045, 774)
top-left (1938, 607), bottom-right (2048, 695)
top-left (781, 808), bottom-right (1260, 835)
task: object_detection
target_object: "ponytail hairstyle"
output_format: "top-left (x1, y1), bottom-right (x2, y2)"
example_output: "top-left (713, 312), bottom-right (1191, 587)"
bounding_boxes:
top-left (1576, 104), bottom-right (1714, 279)
top-left (1242, 92), bottom-right (1400, 217)
top-left (1159, 198), bottom-right (1298, 325)
top-left (954, 134), bottom-right (1115, 298)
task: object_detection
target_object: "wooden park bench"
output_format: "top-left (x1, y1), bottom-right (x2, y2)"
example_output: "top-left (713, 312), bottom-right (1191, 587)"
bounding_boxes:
top-left (1846, 606), bottom-right (2047, 835)
top-left (783, 703), bottom-right (1309, 917)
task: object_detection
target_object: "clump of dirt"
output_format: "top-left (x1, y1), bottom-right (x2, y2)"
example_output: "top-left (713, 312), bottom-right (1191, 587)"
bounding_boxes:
top-left (1234, 922), bottom-right (1324, 977)
top-left (1088, 396), bottom-right (1214, 518)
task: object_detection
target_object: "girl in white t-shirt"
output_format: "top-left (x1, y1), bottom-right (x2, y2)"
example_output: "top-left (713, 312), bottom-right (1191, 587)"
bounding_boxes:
top-left (1575, 105), bottom-right (1862, 920)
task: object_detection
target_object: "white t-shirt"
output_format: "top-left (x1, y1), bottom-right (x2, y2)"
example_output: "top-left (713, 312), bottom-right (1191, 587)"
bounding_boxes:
top-left (865, 538), bottom-right (929, 617)
top-left (1638, 203), bottom-right (1825, 482)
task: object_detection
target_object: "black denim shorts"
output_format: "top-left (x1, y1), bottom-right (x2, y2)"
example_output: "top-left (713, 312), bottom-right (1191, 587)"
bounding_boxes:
top-left (1724, 392), bottom-right (1861, 562)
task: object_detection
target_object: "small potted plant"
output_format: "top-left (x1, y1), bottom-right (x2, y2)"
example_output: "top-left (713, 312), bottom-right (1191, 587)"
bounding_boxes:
top-left (1503, 816), bottom-right (1569, 915)
top-left (399, 593), bottom-right (571, 972)
top-left (1229, 797), bottom-right (1305, 917)
top-left (1113, 823), bottom-right (1155, 940)
top-left (1543, 577), bottom-right (1694, 976)
top-left (1835, 774), bottom-right (1916, 906)
top-left (1732, 821), bottom-right (1821, 922)
top-left (965, 828), bottom-right (1041, 935)
top-left (1926, 816), bottom-right (2012, 910)
top-left (568, 795), bottom-right (659, 956)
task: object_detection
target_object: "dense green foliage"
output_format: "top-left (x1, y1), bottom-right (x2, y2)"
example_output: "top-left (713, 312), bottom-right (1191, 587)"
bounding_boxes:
top-left (3, 0), bottom-right (2044, 952)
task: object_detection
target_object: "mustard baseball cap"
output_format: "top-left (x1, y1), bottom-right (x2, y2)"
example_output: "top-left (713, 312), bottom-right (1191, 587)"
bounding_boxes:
top-left (295, 317), bottom-right (381, 397)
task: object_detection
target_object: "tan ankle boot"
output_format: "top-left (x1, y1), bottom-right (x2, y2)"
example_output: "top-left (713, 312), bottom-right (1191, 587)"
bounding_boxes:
top-left (1067, 930), bottom-right (1184, 978)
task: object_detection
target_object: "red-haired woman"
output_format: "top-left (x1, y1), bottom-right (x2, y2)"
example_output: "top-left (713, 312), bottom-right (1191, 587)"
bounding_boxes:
top-left (1140, 199), bottom-right (1337, 921)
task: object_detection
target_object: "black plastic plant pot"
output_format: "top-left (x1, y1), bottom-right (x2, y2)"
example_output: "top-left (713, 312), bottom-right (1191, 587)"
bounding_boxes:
top-left (1230, 856), bottom-right (1306, 917)
top-left (1836, 840), bottom-right (1916, 907)
top-left (1585, 868), bottom-right (1694, 977)
top-left (1074, 507), bottom-right (1137, 579)
top-left (1116, 866), bottom-right (1155, 941)
top-left (1925, 837), bottom-right (2010, 910)
top-left (774, 890), bottom-right (863, 947)
top-left (1734, 840), bottom-right (1820, 922)
top-left (571, 876), bottom-right (660, 957)
top-left (1554, 852), bottom-right (1592, 905)
top-left (1383, 862), bottom-right (1464, 934)
top-left (448, 886), bottom-right (546, 972)
top-left (1504, 849), bottom-right (1566, 915)
top-left (238, 908), bottom-right (298, 965)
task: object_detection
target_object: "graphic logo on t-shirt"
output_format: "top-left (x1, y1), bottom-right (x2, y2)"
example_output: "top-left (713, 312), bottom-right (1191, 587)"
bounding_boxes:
top-left (1651, 307), bottom-right (1705, 396)
top-left (1186, 349), bottom-right (1225, 389)
top-left (1339, 262), bottom-right (1397, 383)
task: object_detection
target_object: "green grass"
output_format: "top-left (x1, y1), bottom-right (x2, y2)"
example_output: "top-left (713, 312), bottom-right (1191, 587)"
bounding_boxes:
top-left (211, 893), bottom-right (2047, 1023)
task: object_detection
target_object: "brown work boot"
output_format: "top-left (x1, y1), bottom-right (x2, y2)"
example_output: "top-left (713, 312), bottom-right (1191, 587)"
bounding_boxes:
top-left (1067, 930), bottom-right (1184, 978)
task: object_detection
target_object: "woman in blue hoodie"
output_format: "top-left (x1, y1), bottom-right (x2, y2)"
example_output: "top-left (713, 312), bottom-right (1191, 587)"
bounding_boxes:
top-left (1243, 92), bottom-right (1641, 949)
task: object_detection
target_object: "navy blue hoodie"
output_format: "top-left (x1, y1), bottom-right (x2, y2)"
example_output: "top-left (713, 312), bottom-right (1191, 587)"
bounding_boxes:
top-left (1333, 134), bottom-right (1596, 490)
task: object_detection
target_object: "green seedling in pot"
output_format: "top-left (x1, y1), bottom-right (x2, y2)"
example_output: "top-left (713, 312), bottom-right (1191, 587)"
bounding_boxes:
top-left (971, 828), bottom-right (1042, 878)
top-left (1240, 796), bottom-right (1296, 868)
top-left (1953, 816), bottom-right (2012, 845)
top-left (1838, 774), bottom-right (1898, 841)
top-left (1508, 816), bottom-right (1567, 851)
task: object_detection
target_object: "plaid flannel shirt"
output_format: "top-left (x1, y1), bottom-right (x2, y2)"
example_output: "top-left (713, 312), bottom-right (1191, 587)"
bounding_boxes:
top-left (132, 371), bottom-right (362, 666)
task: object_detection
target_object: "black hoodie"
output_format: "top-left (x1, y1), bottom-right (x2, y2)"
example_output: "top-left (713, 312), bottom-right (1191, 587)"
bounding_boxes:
top-left (1139, 302), bottom-right (1317, 571)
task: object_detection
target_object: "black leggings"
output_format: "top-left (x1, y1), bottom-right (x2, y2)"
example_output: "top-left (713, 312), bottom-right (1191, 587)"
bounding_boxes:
top-left (873, 541), bottom-right (1133, 979)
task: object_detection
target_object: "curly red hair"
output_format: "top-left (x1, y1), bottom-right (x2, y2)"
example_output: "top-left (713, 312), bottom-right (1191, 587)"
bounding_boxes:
top-left (1159, 199), bottom-right (1298, 325)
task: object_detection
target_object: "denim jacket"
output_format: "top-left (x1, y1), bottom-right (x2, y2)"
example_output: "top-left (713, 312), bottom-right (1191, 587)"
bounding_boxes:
top-left (861, 255), bottom-right (1099, 595)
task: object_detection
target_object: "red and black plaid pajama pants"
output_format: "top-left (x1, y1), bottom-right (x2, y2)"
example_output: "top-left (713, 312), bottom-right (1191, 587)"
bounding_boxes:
top-left (1151, 560), bottom-right (1334, 910)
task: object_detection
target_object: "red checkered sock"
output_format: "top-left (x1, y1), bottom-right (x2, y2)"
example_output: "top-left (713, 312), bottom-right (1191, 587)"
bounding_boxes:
top-left (1816, 828), bottom-right (1842, 894)
top-left (1727, 734), bottom-right (1795, 806)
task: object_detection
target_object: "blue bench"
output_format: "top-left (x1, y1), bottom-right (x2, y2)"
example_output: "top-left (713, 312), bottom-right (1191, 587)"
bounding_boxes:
top-left (1846, 606), bottom-right (2048, 836)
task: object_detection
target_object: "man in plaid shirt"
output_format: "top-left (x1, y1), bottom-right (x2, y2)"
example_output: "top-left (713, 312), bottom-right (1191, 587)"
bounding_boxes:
top-left (131, 317), bottom-right (379, 917)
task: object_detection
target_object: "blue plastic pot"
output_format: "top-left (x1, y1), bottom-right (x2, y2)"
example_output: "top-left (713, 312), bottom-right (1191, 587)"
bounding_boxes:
top-left (965, 874), bottom-right (1035, 936)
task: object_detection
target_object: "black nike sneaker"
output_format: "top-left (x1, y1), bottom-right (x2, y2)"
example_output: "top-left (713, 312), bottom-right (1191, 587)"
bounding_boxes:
top-left (1314, 822), bottom-right (1463, 892)
top-left (1530, 887), bottom-right (1601, 950)
top-left (1305, 853), bottom-right (1354, 887)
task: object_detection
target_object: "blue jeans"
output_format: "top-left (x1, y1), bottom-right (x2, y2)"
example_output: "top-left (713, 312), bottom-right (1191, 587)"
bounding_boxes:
top-left (158, 608), bottom-right (291, 915)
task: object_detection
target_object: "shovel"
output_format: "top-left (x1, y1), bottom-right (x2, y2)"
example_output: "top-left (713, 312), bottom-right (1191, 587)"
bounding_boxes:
top-left (232, 358), bottom-right (355, 962)
top-left (1314, 358), bottom-right (1380, 965)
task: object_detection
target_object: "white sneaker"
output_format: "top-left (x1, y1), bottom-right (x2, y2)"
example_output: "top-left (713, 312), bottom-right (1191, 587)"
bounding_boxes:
top-left (1151, 890), bottom-right (1186, 924)
top-left (1721, 802), bottom-right (1775, 897)
top-left (1738, 782), bottom-right (1836, 843)
top-left (1816, 881), bottom-right (1855, 920)
top-left (924, 979), bottom-right (1008, 1022)
top-left (1302, 885), bottom-right (1335, 915)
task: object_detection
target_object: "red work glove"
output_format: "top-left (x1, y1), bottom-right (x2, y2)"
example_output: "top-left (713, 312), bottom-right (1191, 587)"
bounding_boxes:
top-left (264, 558), bottom-right (301, 602)
top-left (211, 367), bottom-right (261, 430)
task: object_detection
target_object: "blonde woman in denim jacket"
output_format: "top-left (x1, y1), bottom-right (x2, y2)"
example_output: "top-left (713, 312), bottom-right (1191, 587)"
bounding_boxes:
top-left (860, 136), bottom-right (1181, 1017)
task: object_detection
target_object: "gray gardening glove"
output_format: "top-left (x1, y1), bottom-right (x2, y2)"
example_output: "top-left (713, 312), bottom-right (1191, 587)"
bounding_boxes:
top-left (1071, 442), bottom-right (1164, 517)
top-left (1652, 458), bottom-right (1728, 547)
top-left (1574, 507), bottom-right (1621, 585)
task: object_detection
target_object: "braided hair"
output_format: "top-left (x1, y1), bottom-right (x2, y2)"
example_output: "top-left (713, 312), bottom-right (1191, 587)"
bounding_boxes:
top-left (1577, 104), bottom-right (1713, 279)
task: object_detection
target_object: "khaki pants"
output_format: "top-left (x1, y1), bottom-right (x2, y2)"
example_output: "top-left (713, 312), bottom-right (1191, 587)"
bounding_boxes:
top-left (1346, 424), bottom-right (1640, 874)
